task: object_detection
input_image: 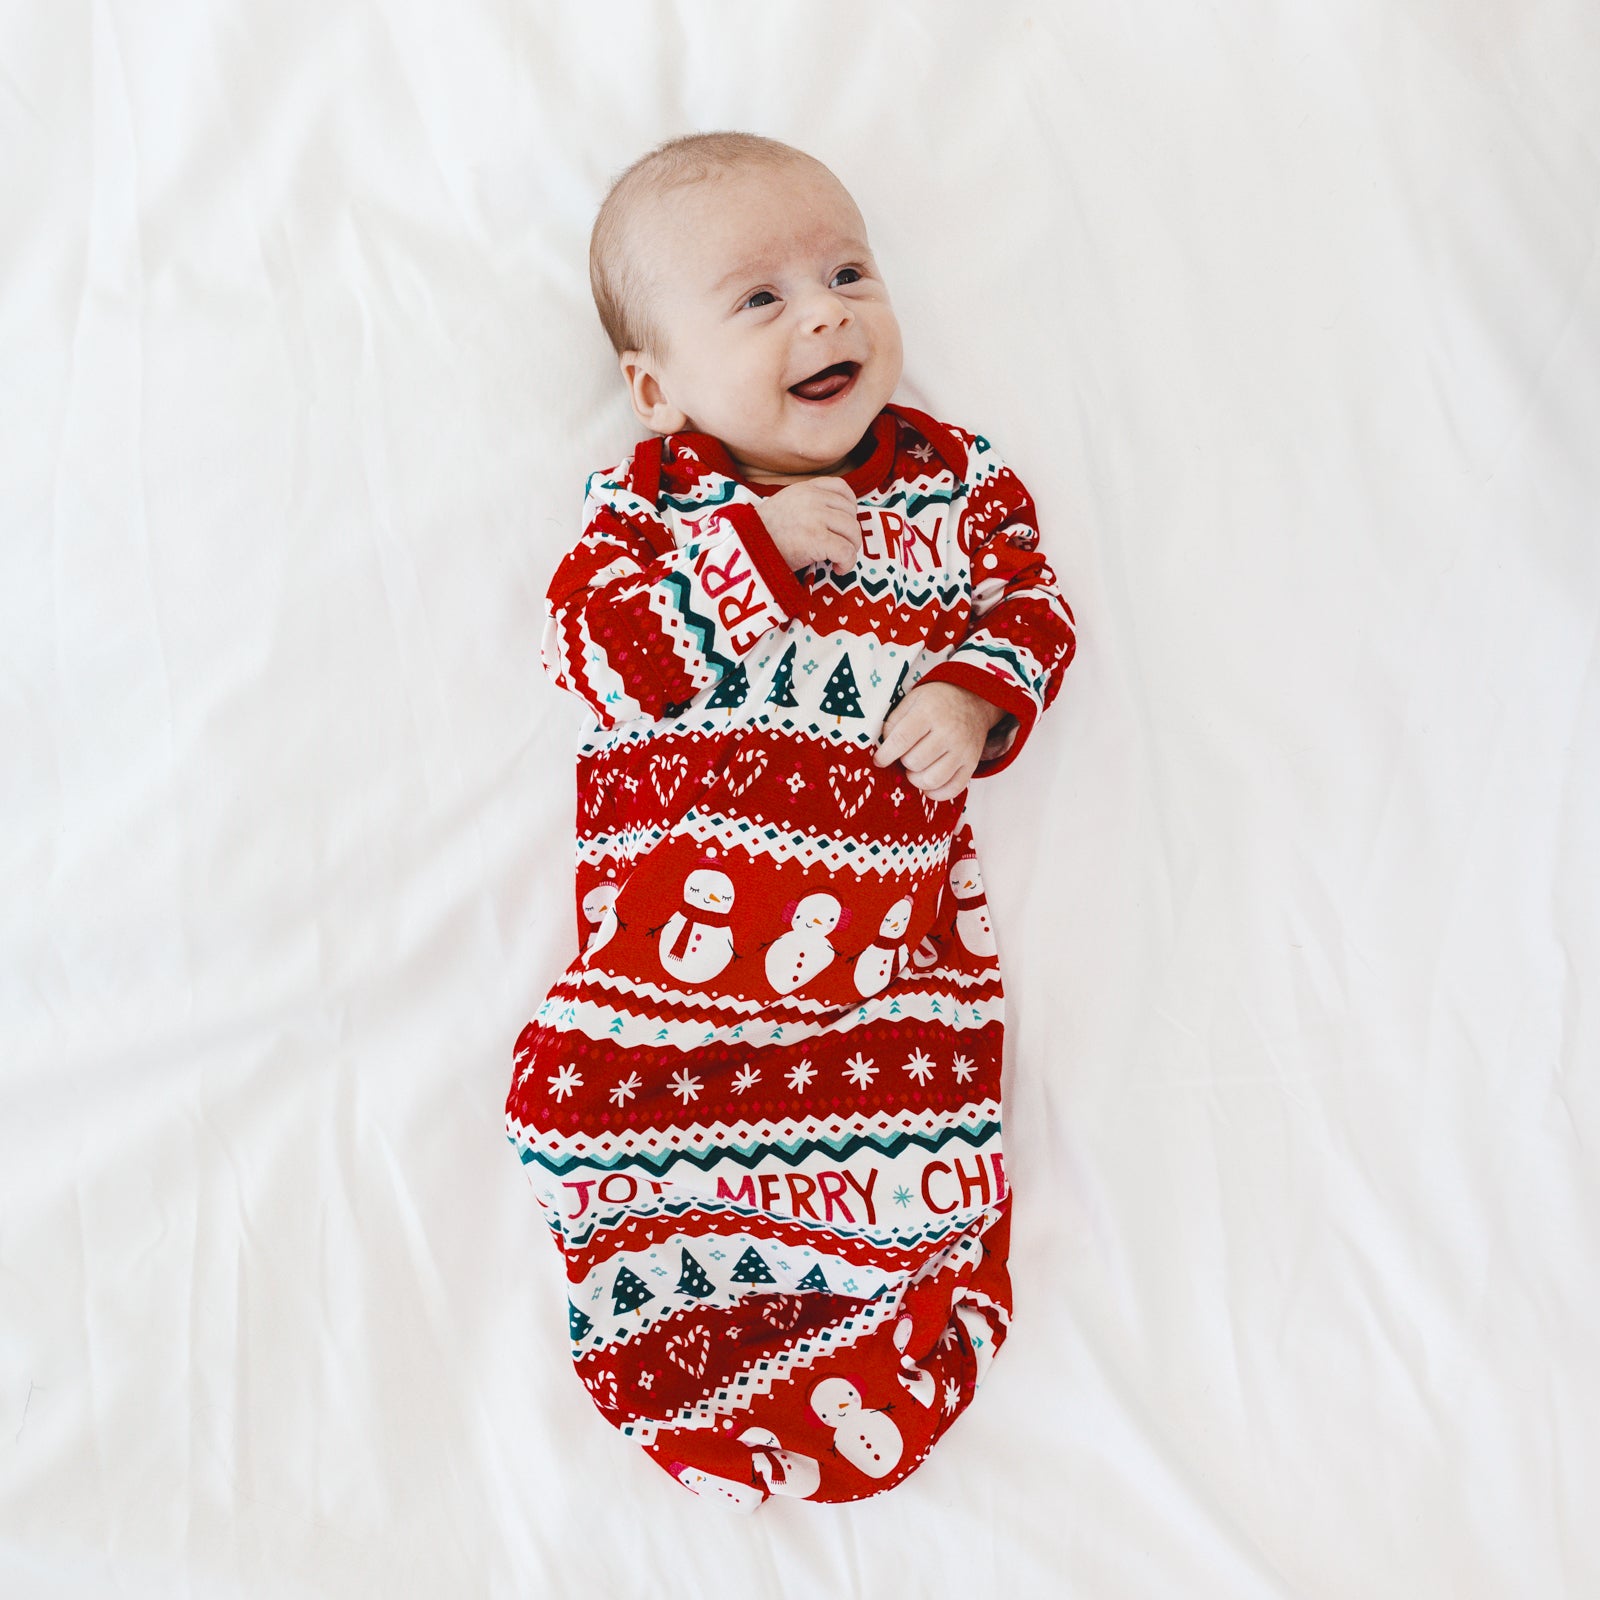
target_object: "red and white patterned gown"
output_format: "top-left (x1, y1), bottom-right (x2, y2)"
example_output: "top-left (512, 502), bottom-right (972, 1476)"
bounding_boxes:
top-left (506, 402), bottom-right (1076, 1506)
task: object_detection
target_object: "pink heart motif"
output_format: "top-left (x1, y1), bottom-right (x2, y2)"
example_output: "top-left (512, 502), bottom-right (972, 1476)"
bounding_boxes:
top-left (827, 762), bottom-right (873, 819)
top-left (723, 746), bottom-right (770, 797)
top-left (651, 752), bottom-right (689, 805)
top-left (664, 1325), bottom-right (711, 1377)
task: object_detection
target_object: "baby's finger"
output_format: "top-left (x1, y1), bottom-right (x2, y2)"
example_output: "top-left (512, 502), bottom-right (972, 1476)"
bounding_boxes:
top-left (915, 752), bottom-right (965, 794)
top-left (874, 714), bottom-right (918, 766)
top-left (902, 738), bottom-right (950, 780)
top-left (826, 529), bottom-right (861, 571)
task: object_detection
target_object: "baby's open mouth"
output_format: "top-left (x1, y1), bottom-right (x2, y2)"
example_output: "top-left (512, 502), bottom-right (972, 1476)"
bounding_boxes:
top-left (789, 362), bottom-right (860, 402)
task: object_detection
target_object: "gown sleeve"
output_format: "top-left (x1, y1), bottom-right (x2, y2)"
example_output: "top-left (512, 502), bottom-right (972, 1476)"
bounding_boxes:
top-left (913, 435), bottom-right (1078, 778)
top-left (541, 467), bottom-right (810, 729)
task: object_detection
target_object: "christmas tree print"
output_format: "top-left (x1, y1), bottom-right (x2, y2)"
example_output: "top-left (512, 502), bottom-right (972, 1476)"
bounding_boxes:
top-left (705, 660), bottom-right (750, 711)
top-left (676, 1249), bottom-right (716, 1299)
top-left (569, 1302), bottom-right (594, 1342)
top-left (611, 1264), bottom-right (655, 1316)
top-left (766, 642), bottom-right (799, 708)
top-left (729, 1246), bottom-right (777, 1286)
top-left (797, 1264), bottom-right (829, 1293)
top-left (887, 660), bottom-right (910, 714)
top-left (819, 653), bottom-right (864, 725)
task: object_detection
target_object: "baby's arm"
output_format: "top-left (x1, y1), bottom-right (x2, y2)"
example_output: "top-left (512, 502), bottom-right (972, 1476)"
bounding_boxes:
top-left (911, 436), bottom-right (1077, 778)
top-left (541, 471), bottom-right (807, 728)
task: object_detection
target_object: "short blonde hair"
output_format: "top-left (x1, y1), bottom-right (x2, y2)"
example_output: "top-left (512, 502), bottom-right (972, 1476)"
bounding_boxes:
top-left (589, 131), bottom-right (834, 358)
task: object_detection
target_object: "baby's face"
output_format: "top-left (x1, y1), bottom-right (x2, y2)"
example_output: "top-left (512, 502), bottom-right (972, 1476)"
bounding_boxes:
top-left (623, 161), bottom-right (903, 482)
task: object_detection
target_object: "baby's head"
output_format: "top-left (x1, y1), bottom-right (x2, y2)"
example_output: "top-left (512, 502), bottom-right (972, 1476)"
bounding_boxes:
top-left (590, 132), bottom-right (904, 484)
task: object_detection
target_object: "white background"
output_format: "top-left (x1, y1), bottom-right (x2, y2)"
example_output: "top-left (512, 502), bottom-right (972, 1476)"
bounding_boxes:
top-left (3, 1), bottom-right (1598, 1594)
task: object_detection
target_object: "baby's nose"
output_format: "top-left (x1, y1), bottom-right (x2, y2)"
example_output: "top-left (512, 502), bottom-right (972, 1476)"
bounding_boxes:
top-left (804, 290), bottom-right (852, 334)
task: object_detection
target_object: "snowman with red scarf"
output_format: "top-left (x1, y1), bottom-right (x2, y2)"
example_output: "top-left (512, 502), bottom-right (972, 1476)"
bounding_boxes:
top-left (657, 854), bottom-right (737, 984)
top-left (947, 849), bottom-right (996, 959)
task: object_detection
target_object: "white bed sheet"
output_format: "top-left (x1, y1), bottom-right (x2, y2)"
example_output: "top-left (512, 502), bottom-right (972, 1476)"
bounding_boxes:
top-left (4, 1), bottom-right (1598, 1594)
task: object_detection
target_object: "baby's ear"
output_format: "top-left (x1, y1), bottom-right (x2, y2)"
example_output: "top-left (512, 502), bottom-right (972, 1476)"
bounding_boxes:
top-left (619, 350), bottom-right (689, 435)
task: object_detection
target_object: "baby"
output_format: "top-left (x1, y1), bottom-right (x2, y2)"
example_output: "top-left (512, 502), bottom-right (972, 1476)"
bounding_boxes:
top-left (506, 131), bottom-right (1076, 1508)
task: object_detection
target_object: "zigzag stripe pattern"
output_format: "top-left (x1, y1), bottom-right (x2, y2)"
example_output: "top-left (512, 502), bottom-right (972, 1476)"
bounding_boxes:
top-left (512, 1105), bottom-right (1002, 1178)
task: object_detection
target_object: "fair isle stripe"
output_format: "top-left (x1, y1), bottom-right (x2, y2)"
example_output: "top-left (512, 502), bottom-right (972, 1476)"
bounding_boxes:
top-left (575, 823), bottom-right (672, 866)
top-left (571, 1210), bottom-right (993, 1348)
top-left (527, 983), bottom-right (1003, 1051)
top-left (546, 960), bottom-right (999, 1019)
top-left (646, 571), bottom-right (730, 682)
top-left (572, 814), bottom-right (955, 880)
top-left (667, 807), bottom-right (955, 876)
top-left (615, 1295), bottom-right (901, 1445)
top-left (509, 1098), bottom-right (1002, 1166)
top-left (944, 637), bottom-right (1054, 702)
top-left (570, 1233), bottom-right (909, 1356)
top-left (510, 1107), bottom-right (1003, 1179)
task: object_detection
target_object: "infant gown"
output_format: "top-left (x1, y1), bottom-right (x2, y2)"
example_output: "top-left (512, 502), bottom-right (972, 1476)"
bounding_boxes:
top-left (505, 402), bottom-right (1075, 1506)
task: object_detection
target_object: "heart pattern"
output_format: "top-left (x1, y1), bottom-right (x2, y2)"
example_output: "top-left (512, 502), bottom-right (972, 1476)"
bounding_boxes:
top-left (723, 746), bottom-right (770, 797)
top-left (664, 1325), bottom-right (711, 1377)
top-left (826, 762), bottom-right (873, 819)
top-left (758, 1294), bottom-right (803, 1331)
top-left (651, 752), bottom-right (689, 806)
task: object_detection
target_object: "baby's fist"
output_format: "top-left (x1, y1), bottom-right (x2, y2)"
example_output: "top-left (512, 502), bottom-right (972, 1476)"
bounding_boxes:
top-left (758, 478), bottom-right (863, 576)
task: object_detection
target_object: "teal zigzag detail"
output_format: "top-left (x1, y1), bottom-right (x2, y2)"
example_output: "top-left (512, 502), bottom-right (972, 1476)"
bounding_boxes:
top-left (515, 1116), bottom-right (999, 1180)
top-left (945, 638), bottom-right (1044, 696)
top-left (660, 571), bottom-right (734, 673)
top-left (658, 484), bottom-right (741, 515)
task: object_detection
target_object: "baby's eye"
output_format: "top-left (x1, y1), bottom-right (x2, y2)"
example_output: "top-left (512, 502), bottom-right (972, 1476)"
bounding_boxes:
top-left (832, 266), bottom-right (864, 287)
top-left (743, 289), bottom-right (778, 310)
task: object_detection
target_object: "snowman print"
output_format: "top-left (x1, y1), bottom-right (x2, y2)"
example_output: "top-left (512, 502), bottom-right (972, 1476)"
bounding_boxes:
top-left (580, 881), bottom-right (619, 959)
top-left (738, 1426), bottom-right (821, 1500)
top-left (892, 1315), bottom-right (937, 1409)
top-left (852, 897), bottom-right (914, 998)
top-left (658, 867), bottom-right (737, 984)
top-left (808, 1376), bottom-right (903, 1479)
top-left (948, 851), bottom-right (997, 958)
top-left (669, 1462), bottom-right (764, 1511)
top-left (765, 892), bottom-right (847, 995)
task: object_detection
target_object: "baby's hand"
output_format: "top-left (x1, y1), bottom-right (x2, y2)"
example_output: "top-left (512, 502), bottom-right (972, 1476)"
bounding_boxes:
top-left (873, 681), bottom-right (1009, 802)
top-left (757, 478), bottom-right (863, 576)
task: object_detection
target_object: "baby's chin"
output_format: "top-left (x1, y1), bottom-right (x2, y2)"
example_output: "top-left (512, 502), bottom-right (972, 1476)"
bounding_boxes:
top-left (735, 424), bottom-right (878, 483)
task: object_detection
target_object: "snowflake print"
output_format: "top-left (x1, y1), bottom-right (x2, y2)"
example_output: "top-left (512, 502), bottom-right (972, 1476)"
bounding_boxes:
top-left (903, 1049), bottom-right (936, 1085)
top-left (909, 441), bottom-right (935, 463)
top-left (786, 1059), bottom-right (817, 1092)
top-left (844, 1053), bottom-right (877, 1088)
top-left (517, 1064), bottom-right (535, 1087)
top-left (943, 1378), bottom-right (960, 1414)
top-left (548, 1064), bottom-right (583, 1101)
top-left (892, 1185), bottom-right (912, 1208)
top-left (951, 1054), bottom-right (976, 1083)
top-left (939, 1324), bottom-right (959, 1349)
top-left (669, 1069), bottom-right (702, 1103)
top-left (609, 1072), bottom-right (641, 1107)
top-left (732, 1065), bottom-right (761, 1094)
